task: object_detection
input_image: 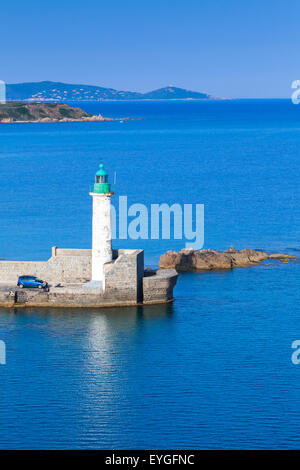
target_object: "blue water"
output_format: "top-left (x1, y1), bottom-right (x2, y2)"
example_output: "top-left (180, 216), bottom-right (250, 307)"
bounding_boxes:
top-left (0, 100), bottom-right (299, 449)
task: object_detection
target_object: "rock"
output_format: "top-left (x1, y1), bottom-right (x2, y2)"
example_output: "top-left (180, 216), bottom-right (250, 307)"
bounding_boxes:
top-left (268, 253), bottom-right (297, 260)
top-left (229, 248), bottom-right (268, 267)
top-left (159, 248), bottom-right (296, 272)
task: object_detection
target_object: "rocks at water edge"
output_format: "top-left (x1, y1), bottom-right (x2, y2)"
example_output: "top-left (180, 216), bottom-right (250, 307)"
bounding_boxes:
top-left (159, 246), bottom-right (297, 272)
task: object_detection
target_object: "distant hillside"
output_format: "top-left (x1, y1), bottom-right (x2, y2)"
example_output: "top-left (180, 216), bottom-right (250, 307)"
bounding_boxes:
top-left (142, 86), bottom-right (213, 100)
top-left (6, 82), bottom-right (141, 101)
top-left (5, 81), bottom-right (216, 101)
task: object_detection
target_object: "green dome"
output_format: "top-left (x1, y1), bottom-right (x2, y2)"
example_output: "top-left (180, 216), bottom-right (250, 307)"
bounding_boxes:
top-left (91, 162), bottom-right (114, 194)
top-left (95, 163), bottom-right (108, 177)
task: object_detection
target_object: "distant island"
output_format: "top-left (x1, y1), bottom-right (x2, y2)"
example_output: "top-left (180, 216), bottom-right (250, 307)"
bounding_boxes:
top-left (5, 81), bottom-right (220, 102)
top-left (0, 102), bottom-right (129, 123)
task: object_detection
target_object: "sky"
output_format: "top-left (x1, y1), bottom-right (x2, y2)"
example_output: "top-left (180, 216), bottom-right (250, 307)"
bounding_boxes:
top-left (0, 0), bottom-right (299, 98)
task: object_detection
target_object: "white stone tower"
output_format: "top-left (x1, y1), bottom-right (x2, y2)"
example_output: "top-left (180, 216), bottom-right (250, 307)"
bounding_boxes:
top-left (89, 163), bottom-right (114, 288)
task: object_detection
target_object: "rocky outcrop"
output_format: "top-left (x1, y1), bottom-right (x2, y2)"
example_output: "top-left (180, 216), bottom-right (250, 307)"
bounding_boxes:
top-left (268, 253), bottom-right (296, 260)
top-left (0, 102), bottom-right (130, 123)
top-left (159, 246), bottom-right (297, 272)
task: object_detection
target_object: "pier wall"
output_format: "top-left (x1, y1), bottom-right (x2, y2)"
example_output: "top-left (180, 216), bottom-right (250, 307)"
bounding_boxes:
top-left (0, 247), bottom-right (91, 284)
top-left (104, 249), bottom-right (144, 304)
top-left (0, 247), bottom-right (178, 308)
top-left (143, 269), bottom-right (178, 304)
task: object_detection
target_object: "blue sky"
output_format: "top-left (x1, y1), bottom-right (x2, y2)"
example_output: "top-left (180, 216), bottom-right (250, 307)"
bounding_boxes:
top-left (1, 0), bottom-right (299, 98)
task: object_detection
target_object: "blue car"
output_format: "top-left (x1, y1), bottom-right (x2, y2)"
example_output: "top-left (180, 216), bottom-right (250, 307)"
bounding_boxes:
top-left (17, 275), bottom-right (48, 289)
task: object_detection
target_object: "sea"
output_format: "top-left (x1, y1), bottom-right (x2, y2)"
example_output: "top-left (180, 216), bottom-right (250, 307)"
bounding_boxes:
top-left (0, 99), bottom-right (299, 449)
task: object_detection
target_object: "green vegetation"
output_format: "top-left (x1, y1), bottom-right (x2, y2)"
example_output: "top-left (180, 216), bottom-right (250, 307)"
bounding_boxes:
top-left (14, 106), bottom-right (35, 119)
top-left (38, 108), bottom-right (47, 117)
top-left (59, 107), bottom-right (72, 117)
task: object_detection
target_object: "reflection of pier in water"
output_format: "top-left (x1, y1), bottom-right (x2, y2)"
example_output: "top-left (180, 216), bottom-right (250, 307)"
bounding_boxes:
top-left (0, 303), bottom-right (175, 382)
top-left (1, 302), bottom-right (175, 348)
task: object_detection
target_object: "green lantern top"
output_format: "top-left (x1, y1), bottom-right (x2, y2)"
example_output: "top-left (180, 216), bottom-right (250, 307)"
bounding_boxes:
top-left (95, 163), bottom-right (108, 177)
top-left (91, 163), bottom-right (114, 194)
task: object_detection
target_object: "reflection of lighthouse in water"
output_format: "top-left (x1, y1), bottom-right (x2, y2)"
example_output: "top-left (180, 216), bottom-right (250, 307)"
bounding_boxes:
top-left (0, 81), bottom-right (6, 104)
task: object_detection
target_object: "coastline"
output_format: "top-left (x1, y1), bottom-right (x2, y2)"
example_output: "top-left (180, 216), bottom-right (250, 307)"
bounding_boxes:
top-left (0, 102), bottom-right (132, 124)
top-left (0, 116), bottom-right (132, 124)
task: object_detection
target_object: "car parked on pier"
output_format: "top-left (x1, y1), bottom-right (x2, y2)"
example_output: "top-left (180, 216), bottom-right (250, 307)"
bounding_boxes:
top-left (17, 276), bottom-right (48, 289)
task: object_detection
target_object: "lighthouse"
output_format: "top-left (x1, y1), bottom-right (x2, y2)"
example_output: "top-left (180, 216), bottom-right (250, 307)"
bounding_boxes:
top-left (90, 163), bottom-right (114, 287)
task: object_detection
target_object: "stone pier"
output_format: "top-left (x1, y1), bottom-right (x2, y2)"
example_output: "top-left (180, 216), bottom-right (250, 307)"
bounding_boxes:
top-left (0, 248), bottom-right (178, 308)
